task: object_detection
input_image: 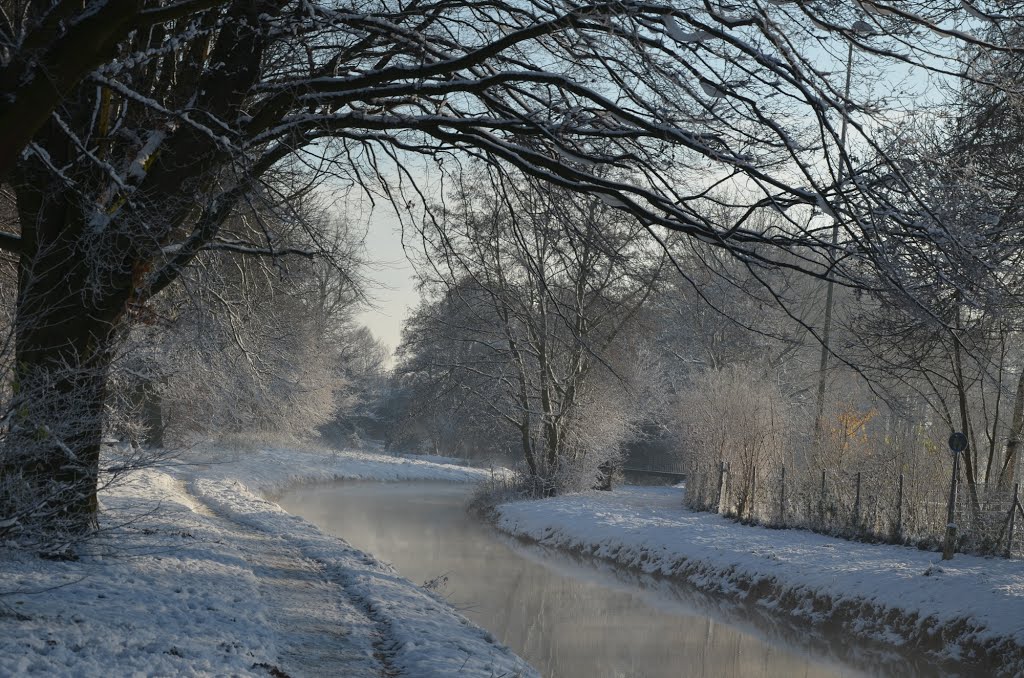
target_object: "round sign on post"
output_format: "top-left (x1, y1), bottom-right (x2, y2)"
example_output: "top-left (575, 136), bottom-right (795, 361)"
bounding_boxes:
top-left (948, 432), bottom-right (968, 454)
top-left (943, 431), bottom-right (967, 560)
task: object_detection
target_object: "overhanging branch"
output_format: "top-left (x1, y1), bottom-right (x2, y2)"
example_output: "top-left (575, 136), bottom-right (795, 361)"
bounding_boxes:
top-left (0, 230), bottom-right (22, 255)
top-left (199, 240), bottom-right (317, 258)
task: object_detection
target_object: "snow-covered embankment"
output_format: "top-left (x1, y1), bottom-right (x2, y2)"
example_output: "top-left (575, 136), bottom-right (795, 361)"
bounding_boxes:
top-left (492, 485), bottom-right (1024, 675)
top-left (0, 447), bottom-right (536, 677)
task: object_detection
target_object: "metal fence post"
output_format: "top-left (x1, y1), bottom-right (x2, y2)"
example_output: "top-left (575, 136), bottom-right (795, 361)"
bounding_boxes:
top-left (779, 465), bottom-right (786, 528)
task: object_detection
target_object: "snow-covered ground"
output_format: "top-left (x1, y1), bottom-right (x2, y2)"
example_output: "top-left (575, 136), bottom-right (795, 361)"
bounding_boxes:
top-left (0, 446), bottom-right (536, 677)
top-left (192, 444), bottom-right (499, 494)
top-left (493, 485), bottom-right (1024, 675)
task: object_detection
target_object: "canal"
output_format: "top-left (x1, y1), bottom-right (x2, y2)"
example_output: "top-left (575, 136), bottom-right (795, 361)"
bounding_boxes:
top-left (276, 481), bottom-right (946, 678)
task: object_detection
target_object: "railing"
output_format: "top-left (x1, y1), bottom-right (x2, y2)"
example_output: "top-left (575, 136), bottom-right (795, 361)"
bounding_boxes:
top-left (619, 467), bottom-right (687, 487)
top-left (685, 460), bottom-right (1024, 559)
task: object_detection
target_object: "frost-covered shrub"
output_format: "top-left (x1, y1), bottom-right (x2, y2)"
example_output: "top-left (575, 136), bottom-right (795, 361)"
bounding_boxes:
top-left (157, 310), bottom-right (338, 445)
top-left (679, 364), bottom-right (793, 520)
top-left (132, 219), bottom-right (366, 448)
top-left (395, 171), bottom-right (668, 497)
top-left (343, 429), bottom-right (364, 450)
top-left (548, 347), bottom-right (667, 494)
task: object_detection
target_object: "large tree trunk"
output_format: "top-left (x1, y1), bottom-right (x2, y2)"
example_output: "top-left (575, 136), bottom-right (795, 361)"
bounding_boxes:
top-left (1, 219), bottom-right (124, 536)
top-left (5, 347), bottom-right (113, 534)
top-left (0, 0), bottom-right (279, 538)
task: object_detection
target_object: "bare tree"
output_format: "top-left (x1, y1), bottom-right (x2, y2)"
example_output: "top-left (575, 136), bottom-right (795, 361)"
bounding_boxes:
top-left (149, 207), bottom-right (366, 446)
top-left (2, 0), bottom-right (1023, 531)
top-left (392, 288), bottom-right (523, 462)
top-left (400, 170), bottom-right (666, 493)
top-left (844, 111), bottom-right (1024, 504)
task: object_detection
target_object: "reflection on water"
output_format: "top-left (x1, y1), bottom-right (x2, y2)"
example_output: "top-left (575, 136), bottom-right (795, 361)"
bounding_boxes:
top-left (276, 482), bottom-right (950, 678)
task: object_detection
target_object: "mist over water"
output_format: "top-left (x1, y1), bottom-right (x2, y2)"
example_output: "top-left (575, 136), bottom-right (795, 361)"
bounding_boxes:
top-left (277, 482), bottom-right (949, 678)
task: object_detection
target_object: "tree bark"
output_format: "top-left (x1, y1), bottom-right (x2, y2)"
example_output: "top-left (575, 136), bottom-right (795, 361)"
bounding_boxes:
top-left (2, 255), bottom-right (122, 534)
top-left (952, 338), bottom-right (982, 515)
top-left (1, 174), bottom-right (126, 535)
top-left (0, 0), bottom-right (279, 535)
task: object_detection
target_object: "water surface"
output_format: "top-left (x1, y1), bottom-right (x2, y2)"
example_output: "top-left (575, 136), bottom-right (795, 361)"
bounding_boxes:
top-left (277, 481), bottom-right (947, 678)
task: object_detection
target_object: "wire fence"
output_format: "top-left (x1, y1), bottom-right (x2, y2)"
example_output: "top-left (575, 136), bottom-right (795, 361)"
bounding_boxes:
top-left (685, 460), bottom-right (1024, 558)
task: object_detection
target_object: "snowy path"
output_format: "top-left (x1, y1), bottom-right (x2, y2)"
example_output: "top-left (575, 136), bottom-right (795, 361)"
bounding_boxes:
top-left (180, 480), bottom-right (385, 677)
top-left (247, 537), bottom-right (386, 677)
top-left (189, 473), bottom-right (537, 678)
top-left (494, 485), bottom-right (1024, 676)
top-left (0, 447), bottom-right (535, 677)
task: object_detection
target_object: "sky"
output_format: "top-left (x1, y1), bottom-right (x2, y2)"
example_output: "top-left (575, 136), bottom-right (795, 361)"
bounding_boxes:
top-left (352, 205), bottom-right (420, 358)
top-left (339, 17), bottom-right (948, 363)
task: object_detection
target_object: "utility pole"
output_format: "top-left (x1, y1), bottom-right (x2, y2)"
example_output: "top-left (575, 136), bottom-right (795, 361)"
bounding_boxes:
top-left (814, 40), bottom-right (855, 433)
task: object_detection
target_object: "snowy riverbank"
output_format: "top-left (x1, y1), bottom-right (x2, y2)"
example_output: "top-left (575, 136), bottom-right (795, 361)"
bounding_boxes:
top-left (493, 485), bottom-right (1024, 676)
top-left (0, 446), bottom-right (536, 677)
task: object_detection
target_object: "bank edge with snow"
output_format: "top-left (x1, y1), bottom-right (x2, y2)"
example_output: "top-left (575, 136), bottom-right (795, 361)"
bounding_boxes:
top-left (187, 446), bottom-right (536, 677)
top-left (0, 447), bottom-right (536, 678)
top-left (192, 445), bottom-right (498, 495)
top-left (189, 476), bottom-right (536, 677)
top-left (491, 486), bottom-right (1024, 676)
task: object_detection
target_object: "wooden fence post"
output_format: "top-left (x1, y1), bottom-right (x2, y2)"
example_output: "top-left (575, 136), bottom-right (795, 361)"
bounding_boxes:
top-left (895, 473), bottom-right (904, 542)
top-left (1006, 482), bottom-right (1020, 559)
top-left (716, 460), bottom-right (729, 515)
top-left (853, 471), bottom-right (862, 532)
top-left (819, 469), bottom-right (827, 527)
top-left (779, 465), bottom-right (786, 528)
